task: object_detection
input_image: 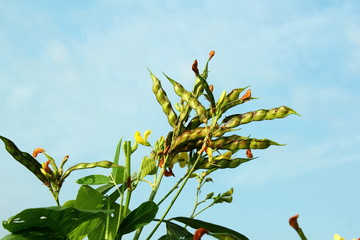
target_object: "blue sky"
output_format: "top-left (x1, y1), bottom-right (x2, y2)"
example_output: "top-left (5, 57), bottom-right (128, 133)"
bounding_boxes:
top-left (1, 1), bottom-right (360, 239)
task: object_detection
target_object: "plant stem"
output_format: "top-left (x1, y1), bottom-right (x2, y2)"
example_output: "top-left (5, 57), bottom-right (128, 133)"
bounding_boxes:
top-left (157, 173), bottom-right (186, 206)
top-left (133, 168), bottom-right (164, 240)
top-left (296, 228), bottom-right (308, 240)
top-left (122, 141), bottom-right (133, 220)
top-left (192, 202), bottom-right (214, 218)
top-left (145, 155), bottom-right (202, 240)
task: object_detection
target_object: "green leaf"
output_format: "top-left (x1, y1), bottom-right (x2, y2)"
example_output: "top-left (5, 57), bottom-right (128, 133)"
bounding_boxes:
top-left (0, 136), bottom-right (47, 184)
top-left (210, 232), bottom-right (241, 240)
top-left (76, 174), bottom-right (111, 185)
top-left (117, 201), bottom-right (158, 237)
top-left (196, 73), bottom-right (216, 108)
top-left (140, 157), bottom-right (157, 178)
top-left (1, 229), bottom-right (66, 240)
top-left (2, 207), bottom-right (112, 237)
top-left (166, 222), bottom-right (193, 240)
top-left (62, 200), bottom-right (76, 208)
top-left (75, 185), bottom-right (104, 210)
top-left (171, 217), bottom-right (249, 240)
top-left (111, 166), bottom-right (125, 185)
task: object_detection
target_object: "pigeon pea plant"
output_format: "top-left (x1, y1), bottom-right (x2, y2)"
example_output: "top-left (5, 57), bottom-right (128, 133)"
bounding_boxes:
top-left (1, 51), bottom-right (299, 240)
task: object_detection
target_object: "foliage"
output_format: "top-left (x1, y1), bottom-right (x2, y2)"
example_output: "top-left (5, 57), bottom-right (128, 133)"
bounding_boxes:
top-left (0, 51), bottom-right (299, 239)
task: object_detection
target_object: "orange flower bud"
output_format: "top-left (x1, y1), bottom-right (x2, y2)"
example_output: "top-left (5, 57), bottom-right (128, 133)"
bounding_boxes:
top-left (289, 214), bottom-right (300, 231)
top-left (42, 160), bottom-right (53, 174)
top-left (193, 228), bottom-right (209, 240)
top-left (240, 89), bottom-right (251, 100)
top-left (192, 59), bottom-right (199, 76)
top-left (209, 84), bottom-right (214, 92)
top-left (246, 149), bottom-right (253, 158)
top-left (209, 50), bottom-right (215, 60)
top-left (32, 147), bottom-right (45, 158)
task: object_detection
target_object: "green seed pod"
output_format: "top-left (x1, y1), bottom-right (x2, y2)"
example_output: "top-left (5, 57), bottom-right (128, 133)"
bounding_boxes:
top-left (164, 73), bottom-right (186, 96)
top-left (211, 135), bottom-right (283, 151)
top-left (163, 74), bottom-right (207, 123)
top-left (223, 106), bottom-right (299, 128)
top-left (181, 91), bottom-right (207, 123)
top-left (61, 161), bottom-right (119, 184)
top-left (195, 157), bottom-right (252, 170)
top-left (150, 71), bottom-right (178, 127)
top-left (227, 87), bottom-right (249, 101)
top-left (185, 108), bottom-right (212, 130)
top-left (0, 136), bottom-right (48, 184)
top-left (170, 127), bottom-right (230, 153)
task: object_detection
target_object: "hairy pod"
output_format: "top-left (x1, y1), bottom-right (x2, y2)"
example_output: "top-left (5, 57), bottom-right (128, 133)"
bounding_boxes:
top-left (150, 72), bottom-right (178, 127)
top-left (185, 108), bottom-right (212, 130)
top-left (169, 127), bottom-right (230, 153)
top-left (195, 157), bottom-right (253, 170)
top-left (211, 135), bottom-right (283, 151)
top-left (0, 136), bottom-right (48, 184)
top-left (181, 91), bottom-right (207, 122)
top-left (165, 74), bottom-right (207, 123)
top-left (223, 106), bottom-right (299, 128)
top-left (220, 97), bottom-right (255, 113)
top-left (61, 161), bottom-right (119, 184)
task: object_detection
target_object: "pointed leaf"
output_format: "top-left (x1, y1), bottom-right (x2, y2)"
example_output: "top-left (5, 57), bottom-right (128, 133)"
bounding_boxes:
top-left (117, 201), bottom-right (158, 236)
top-left (140, 157), bottom-right (157, 178)
top-left (171, 217), bottom-right (248, 240)
top-left (3, 207), bottom-right (112, 237)
top-left (166, 222), bottom-right (193, 240)
top-left (75, 185), bottom-right (104, 210)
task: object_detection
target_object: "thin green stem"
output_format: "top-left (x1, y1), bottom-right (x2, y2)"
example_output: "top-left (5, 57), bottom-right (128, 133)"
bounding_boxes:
top-left (157, 173), bottom-right (186, 206)
top-left (145, 155), bottom-right (202, 240)
top-left (296, 228), bottom-right (308, 240)
top-left (122, 141), bottom-right (132, 220)
top-left (133, 168), bottom-right (164, 240)
top-left (192, 202), bottom-right (215, 219)
top-left (105, 197), bottom-right (111, 240)
top-left (189, 179), bottom-right (202, 218)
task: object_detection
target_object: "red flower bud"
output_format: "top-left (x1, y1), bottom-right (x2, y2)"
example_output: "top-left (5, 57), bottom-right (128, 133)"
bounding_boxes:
top-left (246, 149), bottom-right (253, 158)
top-left (193, 228), bottom-right (209, 240)
top-left (164, 168), bottom-right (175, 177)
top-left (289, 214), bottom-right (300, 231)
top-left (192, 59), bottom-right (199, 76)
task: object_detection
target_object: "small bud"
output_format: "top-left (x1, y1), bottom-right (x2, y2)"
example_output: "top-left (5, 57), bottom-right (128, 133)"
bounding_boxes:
top-left (192, 59), bottom-right (199, 76)
top-left (289, 214), bottom-right (300, 231)
top-left (209, 50), bottom-right (215, 60)
top-left (205, 177), bottom-right (213, 182)
top-left (206, 192), bottom-right (214, 199)
top-left (132, 142), bottom-right (138, 153)
top-left (194, 228), bottom-right (209, 240)
top-left (209, 85), bottom-right (214, 92)
top-left (246, 149), bottom-right (253, 158)
top-left (32, 147), bottom-right (45, 158)
top-left (222, 187), bottom-right (234, 197)
top-left (222, 196), bottom-right (233, 203)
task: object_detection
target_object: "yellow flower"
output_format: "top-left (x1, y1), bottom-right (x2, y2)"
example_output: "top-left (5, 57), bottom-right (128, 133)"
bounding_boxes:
top-left (134, 130), bottom-right (151, 146)
top-left (334, 234), bottom-right (345, 240)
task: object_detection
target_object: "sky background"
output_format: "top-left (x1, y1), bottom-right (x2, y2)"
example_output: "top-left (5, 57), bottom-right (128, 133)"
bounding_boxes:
top-left (1, 0), bottom-right (360, 239)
